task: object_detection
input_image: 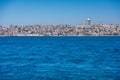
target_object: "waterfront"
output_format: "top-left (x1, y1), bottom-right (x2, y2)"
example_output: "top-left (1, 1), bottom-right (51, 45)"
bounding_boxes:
top-left (0, 24), bottom-right (120, 36)
top-left (0, 36), bottom-right (120, 80)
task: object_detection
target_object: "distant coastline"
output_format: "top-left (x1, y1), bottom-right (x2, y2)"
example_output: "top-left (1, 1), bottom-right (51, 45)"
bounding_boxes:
top-left (0, 24), bottom-right (120, 36)
top-left (0, 35), bottom-right (120, 37)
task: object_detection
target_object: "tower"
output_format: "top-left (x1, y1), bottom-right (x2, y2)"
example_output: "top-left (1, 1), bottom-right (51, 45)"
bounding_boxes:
top-left (86, 18), bottom-right (91, 25)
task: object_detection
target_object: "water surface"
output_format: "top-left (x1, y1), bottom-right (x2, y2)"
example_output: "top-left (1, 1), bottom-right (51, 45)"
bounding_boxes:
top-left (0, 36), bottom-right (120, 80)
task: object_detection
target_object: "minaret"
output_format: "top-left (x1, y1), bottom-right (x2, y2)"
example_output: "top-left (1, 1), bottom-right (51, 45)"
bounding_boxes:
top-left (86, 18), bottom-right (91, 25)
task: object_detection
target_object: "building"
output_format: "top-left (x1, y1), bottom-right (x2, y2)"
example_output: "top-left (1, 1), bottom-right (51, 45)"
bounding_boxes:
top-left (86, 18), bottom-right (91, 25)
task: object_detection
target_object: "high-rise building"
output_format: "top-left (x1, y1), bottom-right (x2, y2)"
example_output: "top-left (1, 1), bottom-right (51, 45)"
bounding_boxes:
top-left (86, 18), bottom-right (91, 25)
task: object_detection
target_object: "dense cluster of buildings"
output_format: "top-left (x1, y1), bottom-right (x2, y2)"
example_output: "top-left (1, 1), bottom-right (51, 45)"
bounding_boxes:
top-left (0, 18), bottom-right (120, 36)
top-left (0, 24), bottom-right (120, 36)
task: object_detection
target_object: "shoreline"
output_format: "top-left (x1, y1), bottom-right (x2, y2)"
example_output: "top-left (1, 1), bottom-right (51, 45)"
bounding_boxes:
top-left (0, 35), bottom-right (120, 37)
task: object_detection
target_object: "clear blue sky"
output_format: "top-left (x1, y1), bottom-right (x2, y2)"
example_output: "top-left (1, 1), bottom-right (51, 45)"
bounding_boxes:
top-left (0, 0), bottom-right (120, 26)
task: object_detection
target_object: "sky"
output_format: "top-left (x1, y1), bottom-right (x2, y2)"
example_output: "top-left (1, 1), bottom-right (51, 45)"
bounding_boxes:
top-left (0, 0), bottom-right (120, 26)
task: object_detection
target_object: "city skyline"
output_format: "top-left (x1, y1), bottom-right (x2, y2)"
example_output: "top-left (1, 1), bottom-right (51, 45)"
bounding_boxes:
top-left (0, 0), bottom-right (120, 26)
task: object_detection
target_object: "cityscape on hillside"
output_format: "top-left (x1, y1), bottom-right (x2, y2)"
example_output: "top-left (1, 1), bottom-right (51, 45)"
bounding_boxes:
top-left (0, 18), bottom-right (120, 36)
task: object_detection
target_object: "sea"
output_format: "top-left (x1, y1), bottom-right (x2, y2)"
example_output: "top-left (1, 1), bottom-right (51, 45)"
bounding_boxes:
top-left (0, 36), bottom-right (120, 80)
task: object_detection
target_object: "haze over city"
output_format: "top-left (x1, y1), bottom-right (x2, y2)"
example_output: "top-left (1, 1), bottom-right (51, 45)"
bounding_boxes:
top-left (0, 0), bottom-right (120, 26)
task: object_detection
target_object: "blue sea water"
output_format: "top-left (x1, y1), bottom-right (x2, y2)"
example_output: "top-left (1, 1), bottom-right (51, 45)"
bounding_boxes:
top-left (0, 36), bottom-right (120, 80)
